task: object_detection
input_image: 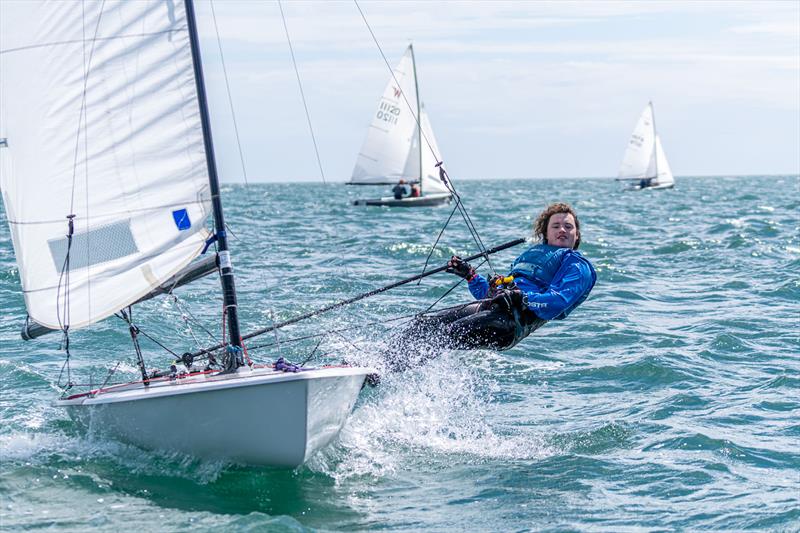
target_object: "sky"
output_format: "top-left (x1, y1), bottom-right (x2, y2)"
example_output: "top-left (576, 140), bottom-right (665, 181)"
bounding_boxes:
top-left (192, 0), bottom-right (800, 183)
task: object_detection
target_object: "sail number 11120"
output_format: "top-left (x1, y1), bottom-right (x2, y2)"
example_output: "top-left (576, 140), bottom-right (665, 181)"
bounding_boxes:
top-left (376, 101), bottom-right (401, 125)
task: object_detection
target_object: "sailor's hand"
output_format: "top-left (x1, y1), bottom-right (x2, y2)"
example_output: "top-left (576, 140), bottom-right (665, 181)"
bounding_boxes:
top-left (488, 275), bottom-right (504, 297)
top-left (509, 289), bottom-right (526, 307)
top-left (446, 256), bottom-right (475, 280)
top-left (489, 275), bottom-right (516, 297)
top-left (491, 288), bottom-right (526, 310)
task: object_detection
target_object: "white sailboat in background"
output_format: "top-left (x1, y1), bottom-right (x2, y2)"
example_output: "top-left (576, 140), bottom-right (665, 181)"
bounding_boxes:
top-left (351, 45), bottom-right (452, 207)
top-left (0, 0), bottom-right (374, 467)
top-left (616, 102), bottom-right (675, 190)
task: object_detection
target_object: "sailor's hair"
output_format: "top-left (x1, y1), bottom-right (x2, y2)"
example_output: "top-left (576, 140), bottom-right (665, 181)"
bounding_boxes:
top-left (533, 202), bottom-right (581, 249)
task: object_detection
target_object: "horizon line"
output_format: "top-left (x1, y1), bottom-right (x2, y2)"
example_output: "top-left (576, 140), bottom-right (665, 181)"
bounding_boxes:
top-left (221, 173), bottom-right (800, 185)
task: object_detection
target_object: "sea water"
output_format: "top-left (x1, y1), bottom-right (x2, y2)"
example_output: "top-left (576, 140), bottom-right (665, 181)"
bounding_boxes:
top-left (1, 175), bottom-right (798, 531)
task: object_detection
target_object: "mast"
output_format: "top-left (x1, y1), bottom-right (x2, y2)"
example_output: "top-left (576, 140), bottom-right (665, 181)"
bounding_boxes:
top-left (650, 101), bottom-right (658, 182)
top-left (185, 0), bottom-right (243, 370)
top-left (410, 44), bottom-right (423, 196)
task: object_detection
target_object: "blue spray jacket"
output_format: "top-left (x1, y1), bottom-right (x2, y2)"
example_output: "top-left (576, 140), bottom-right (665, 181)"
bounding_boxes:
top-left (467, 244), bottom-right (597, 320)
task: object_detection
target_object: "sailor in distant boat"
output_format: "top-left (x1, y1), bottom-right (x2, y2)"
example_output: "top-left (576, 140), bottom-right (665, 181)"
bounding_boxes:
top-left (385, 203), bottom-right (596, 371)
top-left (410, 183), bottom-right (421, 198)
top-left (392, 179), bottom-right (411, 200)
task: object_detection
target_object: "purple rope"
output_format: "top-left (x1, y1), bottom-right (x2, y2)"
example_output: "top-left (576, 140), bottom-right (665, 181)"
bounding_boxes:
top-left (274, 357), bottom-right (305, 373)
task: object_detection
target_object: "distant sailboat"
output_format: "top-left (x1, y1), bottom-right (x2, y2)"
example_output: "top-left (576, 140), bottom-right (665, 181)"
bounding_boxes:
top-left (0, 0), bottom-right (374, 467)
top-left (351, 45), bottom-right (452, 207)
top-left (616, 102), bottom-right (675, 190)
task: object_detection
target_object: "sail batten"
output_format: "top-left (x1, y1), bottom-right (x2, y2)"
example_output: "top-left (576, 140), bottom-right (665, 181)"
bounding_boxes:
top-left (0, 0), bottom-right (213, 330)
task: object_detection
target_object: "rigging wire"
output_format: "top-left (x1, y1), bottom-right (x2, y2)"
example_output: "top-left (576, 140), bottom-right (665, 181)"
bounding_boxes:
top-left (299, 336), bottom-right (325, 366)
top-left (278, 0), bottom-right (327, 184)
top-left (120, 307), bottom-right (150, 382)
top-left (352, 0), bottom-right (496, 275)
top-left (169, 292), bottom-right (220, 347)
top-left (439, 167), bottom-right (496, 274)
top-left (113, 313), bottom-right (180, 358)
top-left (422, 257), bottom-right (489, 313)
top-left (209, 0), bottom-right (249, 186)
top-left (417, 200), bottom-right (460, 284)
top-left (245, 313), bottom-right (414, 352)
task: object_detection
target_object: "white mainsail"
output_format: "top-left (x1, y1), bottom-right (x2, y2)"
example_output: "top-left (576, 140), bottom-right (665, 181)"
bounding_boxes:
top-left (351, 46), bottom-right (419, 185)
top-left (0, 0), bottom-right (212, 330)
top-left (1, 0), bottom-right (375, 468)
top-left (350, 45), bottom-right (447, 195)
top-left (618, 103), bottom-right (656, 180)
top-left (617, 102), bottom-right (674, 187)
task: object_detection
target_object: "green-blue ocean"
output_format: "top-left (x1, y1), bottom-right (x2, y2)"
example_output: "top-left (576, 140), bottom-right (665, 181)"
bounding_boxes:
top-left (1, 175), bottom-right (798, 531)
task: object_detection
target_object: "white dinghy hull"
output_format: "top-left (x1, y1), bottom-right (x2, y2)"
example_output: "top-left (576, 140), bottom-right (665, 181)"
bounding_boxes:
top-left (58, 366), bottom-right (373, 467)
top-left (625, 182), bottom-right (675, 191)
top-left (353, 192), bottom-right (452, 207)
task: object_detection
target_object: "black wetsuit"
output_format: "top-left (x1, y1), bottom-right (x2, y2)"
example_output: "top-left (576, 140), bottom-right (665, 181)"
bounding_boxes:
top-left (384, 299), bottom-right (545, 372)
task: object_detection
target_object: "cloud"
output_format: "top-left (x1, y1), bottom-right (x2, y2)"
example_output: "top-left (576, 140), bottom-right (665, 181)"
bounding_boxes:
top-left (728, 22), bottom-right (800, 38)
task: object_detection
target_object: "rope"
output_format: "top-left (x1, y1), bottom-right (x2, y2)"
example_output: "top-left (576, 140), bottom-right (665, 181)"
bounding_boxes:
top-left (55, 214), bottom-right (76, 390)
top-left (209, 0), bottom-right (249, 185)
top-left (56, 346), bottom-right (73, 391)
top-left (278, 0), bottom-right (327, 184)
top-left (56, 1), bottom-right (107, 391)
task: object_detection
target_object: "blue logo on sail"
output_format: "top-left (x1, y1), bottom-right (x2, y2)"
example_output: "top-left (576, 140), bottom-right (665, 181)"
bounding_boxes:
top-left (172, 208), bottom-right (191, 231)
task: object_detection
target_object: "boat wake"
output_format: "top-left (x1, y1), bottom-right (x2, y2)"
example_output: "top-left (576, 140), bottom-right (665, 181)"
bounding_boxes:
top-left (310, 345), bottom-right (556, 481)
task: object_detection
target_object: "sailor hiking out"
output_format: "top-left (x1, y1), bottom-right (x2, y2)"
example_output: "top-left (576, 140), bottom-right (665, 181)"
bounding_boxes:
top-left (384, 203), bottom-right (596, 371)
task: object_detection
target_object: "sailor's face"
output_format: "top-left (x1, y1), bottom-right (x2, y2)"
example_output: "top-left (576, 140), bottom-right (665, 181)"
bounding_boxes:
top-left (546, 213), bottom-right (577, 248)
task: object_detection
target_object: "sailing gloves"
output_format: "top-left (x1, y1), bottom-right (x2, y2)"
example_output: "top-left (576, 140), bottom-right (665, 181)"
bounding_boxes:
top-left (446, 255), bottom-right (476, 281)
